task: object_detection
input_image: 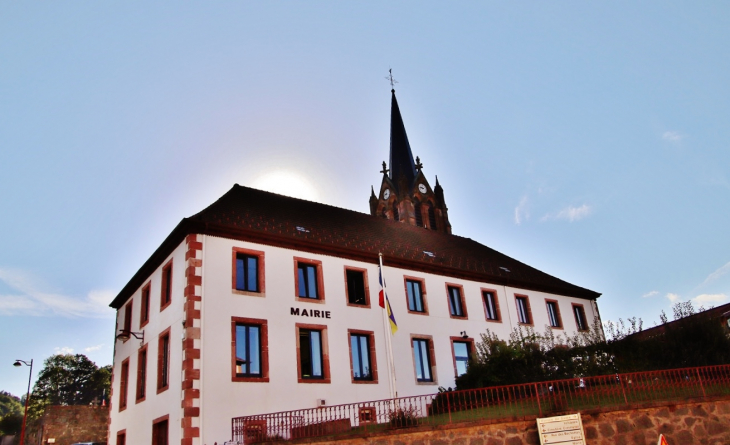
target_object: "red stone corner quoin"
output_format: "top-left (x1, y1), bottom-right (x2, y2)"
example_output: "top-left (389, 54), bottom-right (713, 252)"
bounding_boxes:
top-left (182, 234), bottom-right (203, 445)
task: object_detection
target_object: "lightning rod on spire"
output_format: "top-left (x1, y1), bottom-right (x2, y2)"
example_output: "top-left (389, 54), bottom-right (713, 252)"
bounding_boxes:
top-left (385, 68), bottom-right (398, 90)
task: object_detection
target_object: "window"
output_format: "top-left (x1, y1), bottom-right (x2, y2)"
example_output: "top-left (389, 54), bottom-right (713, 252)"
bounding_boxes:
top-left (348, 330), bottom-right (377, 383)
top-left (573, 304), bottom-right (588, 331)
top-left (515, 295), bottom-right (532, 325)
top-left (482, 290), bottom-right (501, 321)
top-left (345, 268), bottom-right (369, 307)
top-left (116, 430), bottom-right (126, 445)
top-left (119, 358), bottom-right (129, 411)
top-left (161, 260), bottom-right (172, 310)
top-left (296, 324), bottom-right (330, 383)
top-left (405, 278), bottom-right (427, 314)
top-left (157, 328), bottom-right (170, 393)
top-left (152, 416), bottom-right (169, 445)
top-left (412, 337), bottom-right (434, 383)
top-left (447, 285), bottom-right (466, 318)
top-left (546, 300), bottom-right (562, 328)
top-left (136, 345), bottom-right (147, 402)
top-left (122, 301), bottom-right (133, 335)
top-left (140, 284), bottom-right (150, 328)
top-left (452, 341), bottom-right (471, 377)
top-left (414, 201), bottom-right (423, 227)
top-left (294, 258), bottom-right (324, 301)
top-left (428, 205), bottom-right (437, 230)
top-left (233, 248), bottom-right (265, 294)
top-left (231, 317), bottom-right (269, 382)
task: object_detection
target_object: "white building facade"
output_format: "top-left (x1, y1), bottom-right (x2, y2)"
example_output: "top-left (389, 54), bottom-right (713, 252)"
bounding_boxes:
top-left (108, 90), bottom-right (601, 445)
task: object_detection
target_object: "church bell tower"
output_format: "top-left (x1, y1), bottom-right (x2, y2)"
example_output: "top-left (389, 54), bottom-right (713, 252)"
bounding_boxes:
top-left (370, 89), bottom-right (451, 234)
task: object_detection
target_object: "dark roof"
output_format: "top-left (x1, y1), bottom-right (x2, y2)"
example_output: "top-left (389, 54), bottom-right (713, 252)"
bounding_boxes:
top-left (110, 185), bottom-right (600, 308)
top-left (389, 90), bottom-right (417, 190)
top-left (625, 302), bottom-right (730, 341)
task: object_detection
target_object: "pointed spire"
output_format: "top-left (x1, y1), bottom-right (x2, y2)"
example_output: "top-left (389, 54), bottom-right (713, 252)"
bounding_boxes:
top-left (389, 90), bottom-right (417, 191)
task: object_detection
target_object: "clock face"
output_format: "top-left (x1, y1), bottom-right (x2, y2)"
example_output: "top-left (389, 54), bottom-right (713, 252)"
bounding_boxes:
top-left (383, 189), bottom-right (390, 200)
top-left (418, 183), bottom-right (427, 194)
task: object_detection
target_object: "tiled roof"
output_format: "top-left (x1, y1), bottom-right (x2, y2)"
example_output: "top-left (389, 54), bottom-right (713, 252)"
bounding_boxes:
top-left (110, 185), bottom-right (600, 308)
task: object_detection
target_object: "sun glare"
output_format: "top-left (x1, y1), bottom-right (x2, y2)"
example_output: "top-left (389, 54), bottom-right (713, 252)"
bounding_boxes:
top-left (252, 170), bottom-right (319, 202)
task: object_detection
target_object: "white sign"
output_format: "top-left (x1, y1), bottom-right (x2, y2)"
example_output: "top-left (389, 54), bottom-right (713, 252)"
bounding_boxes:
top-left (537, 414), bottom-right (586, 445)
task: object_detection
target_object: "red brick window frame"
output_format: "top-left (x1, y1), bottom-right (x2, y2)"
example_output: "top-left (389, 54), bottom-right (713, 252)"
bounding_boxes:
top-left (572, 303), bottom-right (589, 331)
top-left (152, 414), bottom-right (169, 445)
top-left (231, 317), bottom-right (269, 383)
top-left (344, 266), bottom-right (371, 308)
top-left (410, 334), bottom-right (437, 385)
top-left (118, 358), bottom-right (129, 411)
top-left (347, 329), bottom-right (378, 384)
top-left (135, 343), bottom-right (148, 403)
top-left (545, 299), bottom-right (563, 329)
top-left (122, 301), bottom-right (133, 342)
top-left (294, 257), bottom-right (325, 303)
top-left (160, 259), bottom-right (173, 311)
top-left (445, 283), bottom-right (468, 319)
top-left (232, 247), bottom-right (266, 296)
top-left (156, 327), bottom-right (171, 394)
top-left (404, 276), bottom-right (429, 315)
top-left (140, 283), bottom-right (151, 329)
top-left (515, 294), bottom-right (533, 326)
top-left (116, 429), bottom-right (126, 445)
top-left (450, 336), bottom-right (475, 378)
top-left (481, 288), bottom-right (502, 322)
top-left (295, 322), bottom-right (331, 384)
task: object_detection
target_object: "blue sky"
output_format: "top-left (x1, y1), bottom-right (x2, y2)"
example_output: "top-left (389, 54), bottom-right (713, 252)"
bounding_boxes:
top-left (1, 2), bottom-right (729, 396)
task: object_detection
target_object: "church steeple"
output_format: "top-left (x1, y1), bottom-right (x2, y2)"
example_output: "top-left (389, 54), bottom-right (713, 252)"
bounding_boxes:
top-left (389, 89), bottom-right (417, 192)
top-left (370, 86), bottom-right (451, 234)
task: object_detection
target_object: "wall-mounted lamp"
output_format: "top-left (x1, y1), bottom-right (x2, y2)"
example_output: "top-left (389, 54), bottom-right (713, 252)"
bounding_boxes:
top-left (460, 331), bottom-right (468, 339)
top-left (116, 329), bottom-right (144, 342)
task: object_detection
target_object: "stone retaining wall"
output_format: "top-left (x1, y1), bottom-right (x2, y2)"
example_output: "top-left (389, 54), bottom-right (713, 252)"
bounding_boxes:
top-left (294, 399), bottom-right (730, 445)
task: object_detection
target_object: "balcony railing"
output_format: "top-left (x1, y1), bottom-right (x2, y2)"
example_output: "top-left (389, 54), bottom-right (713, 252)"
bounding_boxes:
top-left (232, 364), bottom-right (730, 444)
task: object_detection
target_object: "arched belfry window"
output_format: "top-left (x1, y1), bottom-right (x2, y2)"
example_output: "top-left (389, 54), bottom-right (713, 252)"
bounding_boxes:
top-left (414, 201), bottom-right (423, 227)
top-left (393, 203), bottom-right (400, 221)
top-left (428, 205), bottom-right (437, 230)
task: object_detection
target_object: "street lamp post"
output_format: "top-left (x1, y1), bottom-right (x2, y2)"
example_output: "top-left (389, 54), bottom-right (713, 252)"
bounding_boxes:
top-left (13, 359), bottom-right (33, 445)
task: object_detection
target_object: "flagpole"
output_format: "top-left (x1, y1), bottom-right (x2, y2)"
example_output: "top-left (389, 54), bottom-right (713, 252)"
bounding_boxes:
top-left (379, 253), bottom-right (398, 399)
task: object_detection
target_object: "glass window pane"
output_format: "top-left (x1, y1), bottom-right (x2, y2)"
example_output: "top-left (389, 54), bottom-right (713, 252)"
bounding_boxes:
top-left (407, 282), bottom-right (416, 310)
top-left (359, 336), bottom-right (370, 378)
top-left (351, 336), bottom-right (362, 378)
top-left (300, 331), bottom-right (312, 377)
top-left (249, 326), bottom-right (260, 374)
top-left (307, 266), bottom-right (318, 298)
top-left (419, 341), bottom-right (431, 380)
top-left (453, 342), bottom-right (468, 358)
top-left (298, 267), bottom-right (307, 297)
top-left (247, 257), bottom-right (258, 291)
top-left (413, 339), bottom-right (424, 380)
top-left (310, 331), bottom-right (322, 377)
top-left (236, 325), bottom-right (248, 374)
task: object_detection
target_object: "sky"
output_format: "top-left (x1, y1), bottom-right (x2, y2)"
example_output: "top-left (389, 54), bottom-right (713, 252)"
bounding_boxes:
top-left (1, 2), bottom-right (729, 397)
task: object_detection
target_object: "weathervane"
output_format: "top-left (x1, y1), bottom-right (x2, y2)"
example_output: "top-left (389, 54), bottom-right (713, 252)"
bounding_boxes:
top-left (385, 68), bottom-right (398, 90)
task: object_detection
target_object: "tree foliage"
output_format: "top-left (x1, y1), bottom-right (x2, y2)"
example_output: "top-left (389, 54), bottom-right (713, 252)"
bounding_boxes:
top-left (0, 391), bottom-right (22, 418)
top-left (26, 354), bottom-right (111, 420)
top-left (0, 391), bottom-right (23, 436)
top-left (456, 302), bottom-right (730, 391)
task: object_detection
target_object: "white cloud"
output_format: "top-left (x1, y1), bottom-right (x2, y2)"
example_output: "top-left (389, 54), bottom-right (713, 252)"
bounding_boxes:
top-left (84, 344), bottom-right (104, 353)
top-left (541, 204), bottom-right (592, 222)
top-left (701, 261), bottom-right (730, 286)
top-left (662, 131), bottom-right (683, 143)
top-left (666, 293), bottom-right (681, 303)
top-left (514, 195), bottom-right (529, 225)
top-left (692, 293), bottom-right (728, 305)
top-left (642, 290), bottom-right (659, 298)
top-left (54, 347), bottom-right (74, 355)
top-left (0, 268), bottom-right (115, 318)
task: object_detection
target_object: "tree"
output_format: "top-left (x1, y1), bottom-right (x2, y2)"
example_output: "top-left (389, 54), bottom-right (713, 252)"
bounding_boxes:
top-left (0, 391), bottom-right (22, 418)
top-left (27, 354), bottom-right (111, 420)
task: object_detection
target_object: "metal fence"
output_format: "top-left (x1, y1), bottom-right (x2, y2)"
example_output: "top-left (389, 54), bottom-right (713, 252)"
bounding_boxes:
top-left (232, 364), bottom-right (730, 443)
